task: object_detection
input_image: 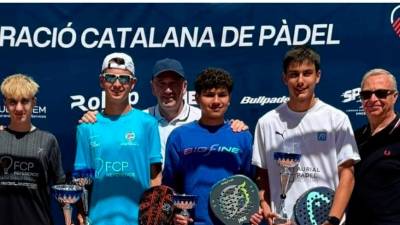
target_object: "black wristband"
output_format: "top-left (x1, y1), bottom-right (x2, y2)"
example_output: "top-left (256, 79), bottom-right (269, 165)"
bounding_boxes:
top-left (327, 216), bottom-right (340, 225)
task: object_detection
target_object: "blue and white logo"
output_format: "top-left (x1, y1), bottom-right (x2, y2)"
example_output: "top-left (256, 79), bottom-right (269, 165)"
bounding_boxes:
top-left (317, 132), bottom-right (327, 141)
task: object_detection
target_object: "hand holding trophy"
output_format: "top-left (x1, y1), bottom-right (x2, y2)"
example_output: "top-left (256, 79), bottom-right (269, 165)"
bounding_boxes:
top-left (173, 194), bottom-right (198, 223)
top-left (52, 184), bottom-right (83, 225)
top-left (72, 168), bottom-right (95, 225)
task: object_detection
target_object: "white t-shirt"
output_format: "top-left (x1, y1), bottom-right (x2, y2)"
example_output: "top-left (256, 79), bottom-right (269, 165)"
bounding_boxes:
top-left (144, 103), bottom-right (201, 163)
top-left (252, 99), bottom-right (360, 220)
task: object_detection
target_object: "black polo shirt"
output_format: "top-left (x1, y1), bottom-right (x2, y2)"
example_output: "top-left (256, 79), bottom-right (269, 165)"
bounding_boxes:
top-left (347, 115), bottom-right (400, 225)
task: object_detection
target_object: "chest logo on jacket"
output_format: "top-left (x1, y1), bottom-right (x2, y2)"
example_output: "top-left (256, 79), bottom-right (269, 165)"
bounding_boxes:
top-left (121, 131), bottom-right (138, 146)
top-left (183, 144), bottom-right (240, 156)
top-left (317, 132), bottom-right (327, 141)
top-left (125, 132), bottom-right (135, 142)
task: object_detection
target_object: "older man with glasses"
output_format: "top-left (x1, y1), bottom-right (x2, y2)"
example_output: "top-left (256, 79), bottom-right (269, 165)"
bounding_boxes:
top-left (346, 68), bottom-right (400, 225)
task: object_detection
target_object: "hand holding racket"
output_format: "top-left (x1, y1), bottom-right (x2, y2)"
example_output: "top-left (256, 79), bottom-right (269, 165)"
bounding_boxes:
top-left (210, 175), bottom-right (260, 225)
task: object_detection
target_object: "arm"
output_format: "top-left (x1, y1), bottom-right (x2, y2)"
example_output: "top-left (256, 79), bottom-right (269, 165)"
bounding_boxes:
top-left (161, 130), bottom-right (183, 189)
top-left (148, 118), bottom-right (162, 187)
top-left (230, 119), bottom-right (249, 132)
top-left (254, 166), bottom-right (277, 225)
top-left (78, 111), bottom-right (98, 123)
top-left (75, 200), bottom-right (86, 225)
top-left (73, 125), bottom-right (93, 225)
top-left (48, 135), bottom-right (66, 184)
top-left (323, 114), bottom-right (359, 225)
top-left (161, 139), bottom-right (181, 191)
top-left (150, 162), bottom-right (162, 186)
top-left (323, 160), bottom-right (355, 225)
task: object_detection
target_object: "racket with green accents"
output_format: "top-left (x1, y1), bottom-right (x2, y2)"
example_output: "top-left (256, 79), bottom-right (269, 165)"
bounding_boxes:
top-left (210, 175), bottom-right (260, 225)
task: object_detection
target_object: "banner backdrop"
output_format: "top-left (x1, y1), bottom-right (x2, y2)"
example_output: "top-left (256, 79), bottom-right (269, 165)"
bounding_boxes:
top-left (0, 3), bottom-right (400, 224)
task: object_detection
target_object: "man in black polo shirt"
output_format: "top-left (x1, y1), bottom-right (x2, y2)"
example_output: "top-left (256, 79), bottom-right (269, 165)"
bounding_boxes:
top-left (0, 74), bottom-right (65, 225)
top-left (347, 68), bottom-right (400, 225)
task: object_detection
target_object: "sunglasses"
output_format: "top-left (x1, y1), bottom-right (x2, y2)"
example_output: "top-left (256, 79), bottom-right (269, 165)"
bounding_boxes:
top-left (102, 73), bottom-right (134, 85)
top-left (359, 89), bottom-right (396, 100)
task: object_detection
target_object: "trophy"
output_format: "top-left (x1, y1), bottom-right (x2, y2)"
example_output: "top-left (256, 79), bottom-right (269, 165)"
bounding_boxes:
top-left (173, 194), bottom-right (198, 220)
top-left (72, 168), bottom-right (95, 225)
top-left (52, 184), bottom-right (83, 225)
top-left (273, 141), bottom-right (302, 224)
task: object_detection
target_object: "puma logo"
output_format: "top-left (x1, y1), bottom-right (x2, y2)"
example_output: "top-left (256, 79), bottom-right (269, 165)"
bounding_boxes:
top-left (275, 131), bottom-right (285, 140)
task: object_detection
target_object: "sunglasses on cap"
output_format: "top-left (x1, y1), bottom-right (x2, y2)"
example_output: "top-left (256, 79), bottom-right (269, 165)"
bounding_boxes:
top-left (359, 89), bottom-right (397, 100)
top-left (101, 73), bottom-right (134, 85)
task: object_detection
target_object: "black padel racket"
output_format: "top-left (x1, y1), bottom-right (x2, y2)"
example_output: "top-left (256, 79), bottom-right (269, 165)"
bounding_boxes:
top-left (139, 185), bottom-right (175, 225)
top-left (210, 175), bottom-right (260, 225)
top-left (294, 186), bottom-right (335, 225)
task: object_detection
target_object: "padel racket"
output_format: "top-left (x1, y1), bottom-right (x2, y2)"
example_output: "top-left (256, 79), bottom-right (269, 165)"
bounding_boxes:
top-left (294, 186), bottom-right (335, 225)
top-left (210, 175), bottom-right (260, 225)
top-left (139, 185), bottom-right (175, 225)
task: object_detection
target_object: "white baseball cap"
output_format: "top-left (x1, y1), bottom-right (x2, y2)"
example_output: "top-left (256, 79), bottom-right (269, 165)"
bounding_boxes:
top-left (101, 52), bottom-right (135, 75)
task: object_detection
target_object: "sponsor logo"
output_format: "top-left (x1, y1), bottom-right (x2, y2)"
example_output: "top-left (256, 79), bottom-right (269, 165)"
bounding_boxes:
top-left (317, 132), bottom-right (327, 141)
top-left (0, 105), bottom-right (47, 119)
top-left (125, 132), bottom-right (135, 142)
top-left (340, 87), bottom-right (365, 116)
top-left (0, 156), bottom-right (36, 174)
top-left (121, 131), bottom-right (138, 146)
top-left (70, 91), bottom-right (139, 111)
top-left (391, 5), bottom-right (400, 37)
top-left (95, 158), bottom-right (135, 178)
top-left (240, 96), bottom-right (289, 106)
top-left (89, 135), bottom-right (100, 148)
top-left (183, 144), bottom-right (240, 156)
top-left (275, 130), bottom-right (285, 140)
top-left (0, 156), bottom-right (13, 174)
top-left (0, 154), bottom-right (39, 189)
top-left (294, 166), bottom-right (321, 180)
top-left (70, 90), bottom-right (198, 111)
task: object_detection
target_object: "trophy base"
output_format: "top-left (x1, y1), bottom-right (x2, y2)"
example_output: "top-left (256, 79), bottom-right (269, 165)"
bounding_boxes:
top-left (273, 217), bottom-right (289, 225)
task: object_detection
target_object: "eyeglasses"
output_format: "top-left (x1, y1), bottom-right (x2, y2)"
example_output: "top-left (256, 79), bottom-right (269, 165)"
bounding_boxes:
top-left (102, 73), bottom-right (134, 85)
top-left (359, 89), bottom-right (397, 100)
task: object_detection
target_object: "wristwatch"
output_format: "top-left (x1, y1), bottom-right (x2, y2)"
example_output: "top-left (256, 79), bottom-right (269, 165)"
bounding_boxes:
top-left (326, 216), bottom-right (340, 225)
